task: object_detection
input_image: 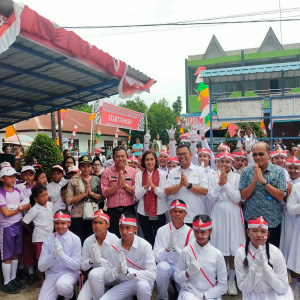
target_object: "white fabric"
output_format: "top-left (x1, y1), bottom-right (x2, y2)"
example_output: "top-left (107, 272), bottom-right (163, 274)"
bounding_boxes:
top-left (232, 166), bottom-right (242, 174)
top-left (47, 178), bottom-right (68, 214)
top-left (247, 152), bottom-right (255, 166)
top-left (2, 262), bottom-right (11, 285)
top-left (207, 171), bottom-right (245, 256)
top-left (204, 167), bottom-right (215, 216)
top-left (22, 202), bottom-right (54, 243)
top-left (190, 142), bottom-right (199, 166)
top-left (81, 232), bottom-right (118, 271)
top-left (280, 176), bottom-right (300, 261)
top-left (174, 241), bottom-right (227, 299)
top-left (201, 138), bottom-right (217, 171)
top-left (166, 164), bottom-right (208, 223)
top-left (135, 169), bottom-right (168, 216)
top-left (235, 243), bottom-right (292, 300)
top-left (287, 182), bottom-right (300, 273)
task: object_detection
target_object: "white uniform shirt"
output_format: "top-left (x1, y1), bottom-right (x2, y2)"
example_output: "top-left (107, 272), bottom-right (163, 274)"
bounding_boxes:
top-left (174, 241), bottom-right (227, 299)
top-left (287, 182), bottom-right (300, 216)
top-left (105, 235), bottom-right (157, 283)
top-left (22, 202), bottom-right (54, 243)
top-left (81, 232), bottom-right (119, 271)
top-left (153, 222), bottom-right (195, 264)
top-left (232, 166), bottom-right (242, 174)
top-left (166, 164), bottom-right (208, 223)
top-left (47, 178), bottom-right (68, 215)
top-left (235, 243), bottom-right (289, 297)
top-left (135, 169), bottom-right (167, 216)
top-left (38, 230), bottom-right (81, 275)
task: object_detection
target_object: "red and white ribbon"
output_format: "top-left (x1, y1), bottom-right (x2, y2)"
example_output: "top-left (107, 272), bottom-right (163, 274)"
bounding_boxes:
top-left (114, 128), bottom-right (120, 147)
top-left (70, 122), bottom-right (78, 148)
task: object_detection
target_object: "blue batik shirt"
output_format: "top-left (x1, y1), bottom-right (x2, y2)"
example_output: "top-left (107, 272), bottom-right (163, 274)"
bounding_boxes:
top-left (239, 162), bottom-right (286, 228)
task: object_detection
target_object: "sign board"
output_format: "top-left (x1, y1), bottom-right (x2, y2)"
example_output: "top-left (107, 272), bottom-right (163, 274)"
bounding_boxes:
top-left (97, 102), bottom-right (145, 131)
top-left (272, 97), bottom-right (300, 118)
top-left (185, 115), bottom-right (221, 129)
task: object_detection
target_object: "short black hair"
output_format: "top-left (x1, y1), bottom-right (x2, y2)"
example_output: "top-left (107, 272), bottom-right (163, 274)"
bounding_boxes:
top-left (34, 170), bottom-right (46, 180)
top-left (30, 184), bottom-right (47, 207)
top-left (92, 156), bottom-right (102, 165)
top-left (113, 146), bottom-right (127, 157)
top-left (61, 156), bottom-right (76, 171)
top-left (193, 214), bottom-right (212, 224)
top-left (141, 150), bottom-right (158, 169)
top-left (176, 144), bottom-right (191, 153)
top-left (171, 199), bottom-right (186, 206)
top-left (121, 211), bottom-right (136, 220)
top-left (61, 183), bottom-right (69, 192)
top-left (2, 145), bottom-right (10, 152)
top-left (54, 209), bottom-right (70, 217)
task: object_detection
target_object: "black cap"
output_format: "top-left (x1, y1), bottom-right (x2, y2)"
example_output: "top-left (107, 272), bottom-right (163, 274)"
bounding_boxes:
top-left (79, 155), bottom-right (92, 164)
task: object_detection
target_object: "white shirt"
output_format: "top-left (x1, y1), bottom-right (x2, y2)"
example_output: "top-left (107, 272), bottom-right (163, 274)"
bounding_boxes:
top-left (174, 241), bottom-right (227, 299)
top-left (232, 166), bottom-right (242, 174)
top-left (287, 182), bottom-right (300, 216)
top-left (22, 202), bottom-right (54, 243)
top-left (153, 222), bottom-right (195, 264)
top-left (135, 169), bottom-right (167, 216)
top-left (166, 163), bottom-right (208, 223)
top-left (47, 178), bottom-right (68, 214)
top-left (81, 232), bottom-right (119, 271)
top-left (235, 243), bottom-right (289, 296)
top-left (105, 235), bottom-right (157, 283)
top-left (38, 230), bottom-right (81, 275)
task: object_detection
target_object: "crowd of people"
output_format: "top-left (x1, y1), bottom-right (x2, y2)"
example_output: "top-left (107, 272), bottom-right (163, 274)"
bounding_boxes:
top-left (0, 126), bottom-right (299, 300)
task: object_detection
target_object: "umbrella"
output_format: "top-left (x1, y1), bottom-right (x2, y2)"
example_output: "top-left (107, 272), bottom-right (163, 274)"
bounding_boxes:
top-left (62, 138), bottom-right (70, 144)
top-left (179, 132), bottom-right (202, 140)
top-left (5, 134), bottom-right (33, 143)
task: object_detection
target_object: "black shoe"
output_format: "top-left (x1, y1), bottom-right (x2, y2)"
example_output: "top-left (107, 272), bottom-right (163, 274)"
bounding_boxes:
top-left (17, 269), bottom-right (26, 280)
top-left (11, 278), bottom-right (26, 289)
top-left (2, 281), bottom-right (20, 294)
top-left (26, 274), bottom-right (36, 286)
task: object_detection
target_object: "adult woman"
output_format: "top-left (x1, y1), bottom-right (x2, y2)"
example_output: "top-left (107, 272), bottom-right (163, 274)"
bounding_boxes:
top-left (61, 156), bottom-right (75, 174)
top-left (92, 157), bottom-right (104, 178)
top-left (66, 155), bottom-right (104, 244)
top-left (135, 150), bottom-right (167, 246)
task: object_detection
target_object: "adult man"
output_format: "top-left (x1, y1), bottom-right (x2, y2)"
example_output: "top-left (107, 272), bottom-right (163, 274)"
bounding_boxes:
top-left (239, 142), bottom-right (286, 247)
top-left (158, 150), bottom-right (169, 174)
top-left (101, 146), bottom-right (138, 237)
top-left (94, 148), bottom-right (106, 165)
top-left (165, 145), bottom-right (208, 226)
top-left (153, 134), bottom-right (162, 154)
top-left (132, 138), bottom-right (143, 158)
top-left (121, 140), bottom-right (127, 150)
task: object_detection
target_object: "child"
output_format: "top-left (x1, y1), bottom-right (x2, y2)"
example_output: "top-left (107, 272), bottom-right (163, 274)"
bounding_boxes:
top-left (207, 152), bottom-right (245, 296)
top-left (235, 216), bottom-right (293, 299)
top-left (154, 199), bottom-right (195, 299)
top-left (271, 149), bottom-right (289, 179)
top-left (0, 167), bottom-right (31, 294)
top-left (34, 170), bottom-right (48, 186)
top-left (167, 156), bottom-right (180, 173)
top-left (67, 166), bottom-right (79, 180)
top-left (127, 156), bottom-right (139, 169)
top-left (174, 214), bottom-right (227, 299)
top-left (101, 212), bottom-right (157, 300)
top-left (47, 165), bottom-right (68, 214)
top-left (38, 209), bottom-right (81, 300)
top-left (22, 184), bottom-right (53, 287)
top-left (15, 166), bottom-right (35, 197)
top-left (77, 209), bottom-right (118, 300)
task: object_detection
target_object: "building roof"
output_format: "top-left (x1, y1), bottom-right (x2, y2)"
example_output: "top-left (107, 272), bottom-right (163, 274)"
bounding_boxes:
top-left (0, 1), bottom-right (156, 129)
top-left (0, 109), bottom-right (128, 137)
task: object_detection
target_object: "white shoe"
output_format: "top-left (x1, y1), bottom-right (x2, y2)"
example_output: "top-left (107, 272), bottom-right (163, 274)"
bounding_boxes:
top-left (294, 286), bottom-right (300, 300)
top-left (227, 280), bottom-right (238, 296)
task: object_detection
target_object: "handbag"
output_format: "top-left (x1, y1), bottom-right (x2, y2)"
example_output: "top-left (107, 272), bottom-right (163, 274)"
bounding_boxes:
top-left (83, 201), bottom-right (99, 220)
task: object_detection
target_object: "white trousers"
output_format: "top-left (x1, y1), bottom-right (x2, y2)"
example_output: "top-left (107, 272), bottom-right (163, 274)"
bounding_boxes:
top-left (78, 267), bottom-right (109, 300)
top-left (38, 270), bottom-right (78, 300)
top-left (156, 261), bottom-right (180, 300)
top-left (100, 278), bottom-right (154, 300)
top-left (179, 290), bottom-right (221, 300)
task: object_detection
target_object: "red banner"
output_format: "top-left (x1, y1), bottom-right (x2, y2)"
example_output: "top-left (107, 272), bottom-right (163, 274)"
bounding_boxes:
top-left (99, 102), bottom-right (144, 131)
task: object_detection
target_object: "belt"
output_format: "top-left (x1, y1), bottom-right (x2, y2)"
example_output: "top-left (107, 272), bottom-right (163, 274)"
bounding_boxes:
top-left (108, 205), bottom-right (135, 212)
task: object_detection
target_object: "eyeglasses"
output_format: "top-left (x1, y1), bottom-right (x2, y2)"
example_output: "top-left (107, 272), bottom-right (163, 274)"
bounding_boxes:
top-left (252, 152), bottom-right (266, 157)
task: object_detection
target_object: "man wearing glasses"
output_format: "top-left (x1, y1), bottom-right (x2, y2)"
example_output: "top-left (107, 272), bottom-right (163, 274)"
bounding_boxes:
top-left (165, 145), bottom-right (208, 227)
top-left (239, 142), bottom-right (286, 247)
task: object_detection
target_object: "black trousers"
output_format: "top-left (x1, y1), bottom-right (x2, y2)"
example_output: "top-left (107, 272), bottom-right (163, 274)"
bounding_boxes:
top-left (138, 213), bottom-right (166, 247)
top-left (107, 205), bottom-right (136, 238)
top-left (69, 218), bottom-right (93, 245)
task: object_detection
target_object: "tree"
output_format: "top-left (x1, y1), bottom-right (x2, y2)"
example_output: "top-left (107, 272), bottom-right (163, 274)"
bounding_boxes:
top-left (24, 134), bottom-right (63, 181)
top-left (72, 103), bottom-right (93, 113)
top-left (172, 96), bottom-right (182, 115)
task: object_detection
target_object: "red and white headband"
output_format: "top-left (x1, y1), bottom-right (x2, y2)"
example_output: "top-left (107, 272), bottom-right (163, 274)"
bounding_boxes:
top-left (219, 152), bottom-right (234, 161)
top-left (170, 199), bottom-right (187, 211)
top-left (218, 143), bottom-right (230, 153)
top-left (54, 211), bottom-right (71, 221)
top-left (233, 150), bottom-right (244, 158)
top-left (93, 209), bottom-right (110, 222)
top-left (127, 155), bottom-right (139, 163)
top-left (119, 214), bottom-right (137, 226)
top-left (214, 153), bottom-right (222, 161)
top-left (248, 216), bottom-right (268, 230)
top-left (198, 148), bottom-right (212, 157)
top-left (168, 156), bottom-right (179, 164)
top-left (286, 157), bottom-right (300, 166)
top-left (192, 219), bottom-right (212, 230)
top-left (270, 149), bottom-right (288, 158)
top-left (158, 150), bottom-right (169, 157)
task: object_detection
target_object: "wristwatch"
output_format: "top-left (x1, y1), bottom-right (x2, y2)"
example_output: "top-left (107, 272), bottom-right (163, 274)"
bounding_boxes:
top-left (187, 183), bottom-right (193, 189)
top-left (262, 180), bottom-right (269, 186)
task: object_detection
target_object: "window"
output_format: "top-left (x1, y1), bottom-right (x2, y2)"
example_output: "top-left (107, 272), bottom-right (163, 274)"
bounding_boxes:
top-left (68, 139), bottom-right (79, 150)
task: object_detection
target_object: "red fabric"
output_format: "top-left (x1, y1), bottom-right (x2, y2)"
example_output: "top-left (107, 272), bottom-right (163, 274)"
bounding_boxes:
top-left (20, 229), bottom-right (35, 266)
top-left (0, 11), bottom-right (16, 38)
top-left (33, 242), bottom-right (43, 259)
top-left (142, 169), bottom-right (159, 218)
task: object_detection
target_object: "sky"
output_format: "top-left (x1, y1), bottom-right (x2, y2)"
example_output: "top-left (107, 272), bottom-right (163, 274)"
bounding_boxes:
top-left (19, 0), bottom-right (300, 112)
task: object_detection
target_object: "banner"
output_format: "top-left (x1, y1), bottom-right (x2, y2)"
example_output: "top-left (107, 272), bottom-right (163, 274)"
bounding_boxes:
top-left (98, 102), bottom-right (144, 131)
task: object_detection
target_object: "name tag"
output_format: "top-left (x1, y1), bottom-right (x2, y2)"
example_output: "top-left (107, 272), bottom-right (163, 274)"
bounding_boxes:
top-left (125, 177), bottom-right (132, 181)
top-left (174, 177), bottom-right (180, 179)
top-left (111, 176), bottom-right (117, 179)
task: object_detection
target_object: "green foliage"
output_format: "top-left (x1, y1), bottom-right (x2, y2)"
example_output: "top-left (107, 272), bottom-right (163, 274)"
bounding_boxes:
top-left (119, 96), bottom-right (148, 113)
top-left (172, 96), bottom-right (182, 115)
top-left (72, 103), bottom-right (93, 113)
top-left (224, 122), bottom-right (267, 151)
top-left (24, 134), bottom-right (63, 181)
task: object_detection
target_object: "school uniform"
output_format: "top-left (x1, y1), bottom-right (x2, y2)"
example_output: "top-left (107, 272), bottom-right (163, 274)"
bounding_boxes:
top-left (154, 222), bottom-right (195, 300)
top-left (207, 171), bottom-right (245, 256)
top-left (101, 235), bottom-right (157, 300)
top-left (77, 232), bottom-right (119, 300)
top-left (47, 178), bottom-right (68, 215)
top-left (232, 166), bottom-right (242, 174)
top-left (204, 166), bottom-right (215, 216)
top-left (38, 230), bottom-right (81, 300)
top-left (174, 241), bottom-right (227, 300)
top-left (235, 243), bottom-right (293, 300)
top-left (279, 176), bottom-right (300, 261)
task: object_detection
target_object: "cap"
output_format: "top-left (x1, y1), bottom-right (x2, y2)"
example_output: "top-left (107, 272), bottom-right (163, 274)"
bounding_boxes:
top-left (192, 218), bottom-right (212, 230)
top-left (53, 211), bottom-right (71, 221)
top-left (198, 148), bottom-right (212, 157)
top-left (270, 148), bottom-right (288, 158)
top-left (79, 155), bottom-right (92, 164)
top-left (0, 161), bottom-right (11, 169)
top-left (21, 166), bottom-right (36, 174)
top-left (52, 165), bottom-right (64, 172)
top-left (248, 216), bottom-right (268, 230)
top-left (68, 166), bottom-right (79, 173)
top-left (119, 214), bottom-right (137, 226)
top-left (170, 199), bottom-right (187, 211)
top-left (94, 148), bottom-right (101, 154)
top-left (158, 150), bottom-right (169, 157)
top-left (0, 167), bottom-right (17, 177)
top-left (219, 152), bottom-right (234, 161)
top-left (32, 164), bottom-right (43, 170)
top-left (93, 209), bottom-right (110, 222)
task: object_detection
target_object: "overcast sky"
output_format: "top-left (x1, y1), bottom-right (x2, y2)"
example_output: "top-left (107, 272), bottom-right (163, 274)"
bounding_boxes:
top-left (19, 0), bottom-right (300, 112)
